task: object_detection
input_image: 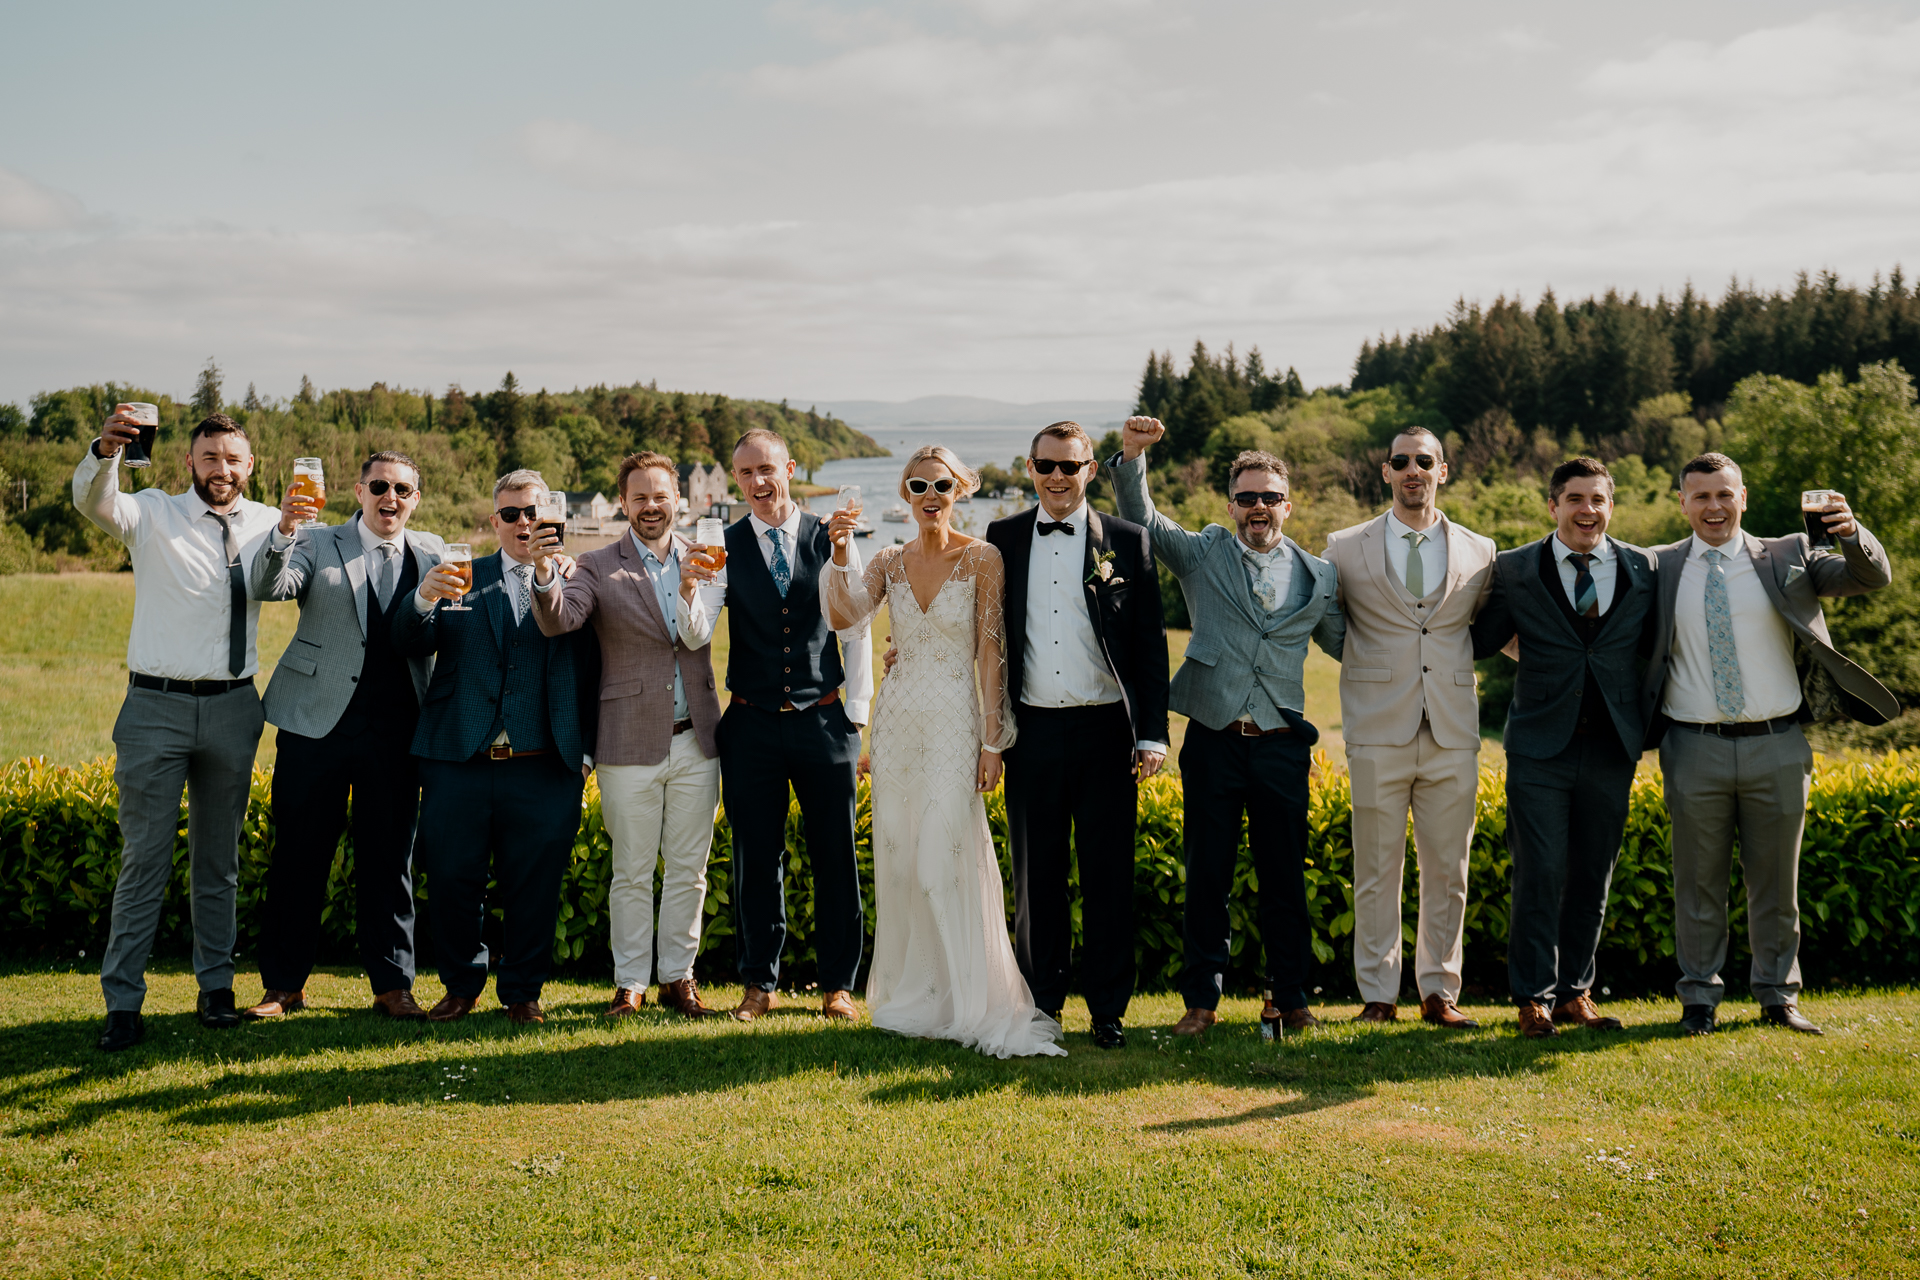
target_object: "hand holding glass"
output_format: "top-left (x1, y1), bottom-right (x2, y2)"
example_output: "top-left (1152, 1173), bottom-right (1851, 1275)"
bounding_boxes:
top-left (1801, 490), bottom-right (1841, 548)
top-left (439, 544), bottom-right (474, 610)
top-left (118, 404), bottom-right (159, 469)
top-left (689, 516), bottom-right (727, 572)
top-left (291, 458), bottom-right (326, 530)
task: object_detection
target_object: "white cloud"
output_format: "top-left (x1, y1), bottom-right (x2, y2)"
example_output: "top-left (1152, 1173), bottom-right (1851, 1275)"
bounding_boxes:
top-left (0, 167), bottom-right (85, 233)
top-left (509, 119), bottom-right (687, 191)
top-left (1586, 14), bottom-right (1920, 104)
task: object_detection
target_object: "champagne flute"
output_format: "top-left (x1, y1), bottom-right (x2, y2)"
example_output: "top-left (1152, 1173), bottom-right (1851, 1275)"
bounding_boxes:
top-left (292, 458), bottom-right (326, 530)
top-left (441, 543), bottom-right (474, 611)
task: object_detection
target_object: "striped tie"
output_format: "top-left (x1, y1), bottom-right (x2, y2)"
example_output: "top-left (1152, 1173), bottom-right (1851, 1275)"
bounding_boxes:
top-left (1569, 552), bottom-right (1599, 619)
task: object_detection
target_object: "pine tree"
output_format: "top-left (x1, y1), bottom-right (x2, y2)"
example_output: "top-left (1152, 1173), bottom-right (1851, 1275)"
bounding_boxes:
top-left (191, 358), bottom-right (223, 419)
top-left (243, 382), bottom-right (261, 412)
top-left (296, 375), bottom-right (316, 406)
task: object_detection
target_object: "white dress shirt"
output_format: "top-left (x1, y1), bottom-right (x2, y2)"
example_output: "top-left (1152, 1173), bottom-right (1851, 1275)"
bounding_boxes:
top-left (676, 506), bottom-right (873, 725)
top-left (71, 447), bottom-right (278, 680)
top-left (1551, 534), bottom-right (1616, 616)
top-left (1385, 510), bottom-right (1449, 595)
top-left (1661, 534), bottom-right (1801, 723)
top-left (632, 530), bottom-right (690, 722)
top-left (1024, 503), bottom-right (1165, 753)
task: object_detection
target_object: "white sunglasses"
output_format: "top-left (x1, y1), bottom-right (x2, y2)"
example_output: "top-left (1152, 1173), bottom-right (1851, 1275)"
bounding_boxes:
top-left (905, 477), bottom-right (957, 495)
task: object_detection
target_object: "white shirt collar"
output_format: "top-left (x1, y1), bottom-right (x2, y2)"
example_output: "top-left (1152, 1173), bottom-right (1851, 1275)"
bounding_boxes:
top-left (749, 507), bottom-right (804, 542)
top-left (1551, 533), bottom-right (1612, 564)
top-left (354, 513), bottom-right (402, 557)
top-left (1036, 502), bottom-right (1088, 531)
top-left (1386, 509), bottom-right (1444, 542)
top-left (1688, 532), bottom-right (1744, 561)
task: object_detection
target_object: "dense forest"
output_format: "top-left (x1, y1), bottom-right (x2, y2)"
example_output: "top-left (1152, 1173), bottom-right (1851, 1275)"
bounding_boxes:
top-left (1111, 268), bottom-right (1920, 719)
top-left (0, 368), bottom-right (884, 571)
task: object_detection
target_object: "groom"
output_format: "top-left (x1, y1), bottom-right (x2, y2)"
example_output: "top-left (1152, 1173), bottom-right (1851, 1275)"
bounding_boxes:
top-left (987, 421), bottom-right (1168, 1050)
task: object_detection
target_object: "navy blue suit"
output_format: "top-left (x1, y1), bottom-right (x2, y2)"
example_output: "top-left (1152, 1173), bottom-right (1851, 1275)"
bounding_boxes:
top-left (394, 552), bottom-right (599, 1004)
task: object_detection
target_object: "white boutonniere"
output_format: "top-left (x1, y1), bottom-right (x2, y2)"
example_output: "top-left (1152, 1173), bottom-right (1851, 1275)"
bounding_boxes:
top-left (1087, 550), bottom-right (1116, 584)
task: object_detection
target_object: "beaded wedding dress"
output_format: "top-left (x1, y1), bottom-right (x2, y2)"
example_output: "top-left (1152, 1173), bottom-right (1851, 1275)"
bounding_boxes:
top-left (825, 541), bottom-right (1065, 1059)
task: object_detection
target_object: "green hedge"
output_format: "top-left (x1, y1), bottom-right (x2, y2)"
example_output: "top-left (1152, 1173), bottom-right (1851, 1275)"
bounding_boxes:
top-left (3, 752), bottom-right (1917, 996)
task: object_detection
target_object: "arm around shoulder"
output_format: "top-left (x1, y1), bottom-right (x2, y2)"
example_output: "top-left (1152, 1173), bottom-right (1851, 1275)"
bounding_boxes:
top-left (1469, 556), bottom-right (1517, 660)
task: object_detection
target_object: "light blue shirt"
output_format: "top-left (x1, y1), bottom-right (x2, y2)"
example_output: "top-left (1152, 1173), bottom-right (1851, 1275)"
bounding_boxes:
top-left (633, 530), bottom-right (689, 721)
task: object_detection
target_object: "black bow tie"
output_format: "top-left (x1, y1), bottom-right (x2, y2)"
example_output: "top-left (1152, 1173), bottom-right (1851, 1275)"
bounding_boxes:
top-left (1037, 519), bottom-right (1075, 536)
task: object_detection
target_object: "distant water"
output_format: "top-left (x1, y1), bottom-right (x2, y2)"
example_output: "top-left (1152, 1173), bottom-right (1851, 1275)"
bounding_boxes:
top-left (805, 421), bottom-right (1056, 540)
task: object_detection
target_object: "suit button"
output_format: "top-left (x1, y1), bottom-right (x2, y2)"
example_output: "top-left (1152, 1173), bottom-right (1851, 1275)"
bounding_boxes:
top-left (784, 647), bottom-right (790, 653)
top-left (783, 627), bottom-right (790, 634)
top-left (782, 608), bottom-right (789, 615)
top-left (1421, 629), bottom-right (1428, 635)
top-left (784, 686), bottom-right (791, 692)
top-left (1574, 688), bottom-right (1583, 697)
top-left (1422, 666), bottom-right (1429, 673)
top-left (350, 676), bottom-right (358, 683)
top-left (784, 667), bottom-right (791, 672)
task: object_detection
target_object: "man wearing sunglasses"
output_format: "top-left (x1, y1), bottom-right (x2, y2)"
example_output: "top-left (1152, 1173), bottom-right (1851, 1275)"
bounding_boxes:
top-left (1111, 417), bottom-right (1344, 1037)
top-left (242, 452), bottom-right (448, 1022)
top-left (1319, 430), bottom-right (1496, 1030)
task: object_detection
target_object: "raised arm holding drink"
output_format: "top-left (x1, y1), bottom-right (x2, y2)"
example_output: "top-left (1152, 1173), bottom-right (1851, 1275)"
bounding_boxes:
top-left (119, 403), bottom-right (160, 468)
top-left (1802, 489), bottom-right (1841, 548)
top-left (291, 458), bottom-right (326, 529)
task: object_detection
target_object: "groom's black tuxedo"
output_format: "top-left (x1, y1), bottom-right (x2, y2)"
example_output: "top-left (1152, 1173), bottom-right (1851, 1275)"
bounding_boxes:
top-left (987, 506), bottom-right (1169, 1024)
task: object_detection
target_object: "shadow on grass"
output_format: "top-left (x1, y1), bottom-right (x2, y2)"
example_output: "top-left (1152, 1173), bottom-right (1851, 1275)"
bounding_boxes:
top-left (0, 997), bottom-right (1710, 1139)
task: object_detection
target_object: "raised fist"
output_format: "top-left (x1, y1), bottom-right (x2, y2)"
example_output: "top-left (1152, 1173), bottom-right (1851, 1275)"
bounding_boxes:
top-left (1121, 416), bottom-right (1165, 461)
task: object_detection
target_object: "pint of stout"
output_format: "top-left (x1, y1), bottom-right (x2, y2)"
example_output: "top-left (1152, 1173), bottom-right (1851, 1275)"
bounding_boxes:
top-left (441, 543), bottom-right (475, 611)
top-left (536, 495), bottom-right (566, 548)
top-left (120, 403), bottom-right (160, 469)
top-left (1801, 490), bottom-right (1841, 549)
top-left (292, 458), bottom-right (326, 529)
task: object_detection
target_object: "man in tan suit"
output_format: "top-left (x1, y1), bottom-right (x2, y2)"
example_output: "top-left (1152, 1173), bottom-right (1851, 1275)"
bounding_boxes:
top-left (532, 451), bottom-right (724, 1018)
top-left (1321, 428), bottom-right (1496, 1027)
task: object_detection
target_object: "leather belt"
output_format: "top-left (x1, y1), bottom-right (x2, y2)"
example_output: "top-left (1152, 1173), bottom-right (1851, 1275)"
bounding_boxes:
top-left (672, 718), bottom-right (694, 735)
top-left (130, 673), bottom-right (254, 696)
top-left (1234, 720), bottom-right (1291, 737)
top-left (1673, 714), bottom-right (1800, 739)
top-left (488, 745), bottom-right (553, 760)
top-left (731, 688), bottom-right (841, 713)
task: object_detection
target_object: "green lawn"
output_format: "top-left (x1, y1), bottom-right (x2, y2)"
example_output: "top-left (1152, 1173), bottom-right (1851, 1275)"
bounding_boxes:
top-left (3, 965), bottom-right (1916, 1277)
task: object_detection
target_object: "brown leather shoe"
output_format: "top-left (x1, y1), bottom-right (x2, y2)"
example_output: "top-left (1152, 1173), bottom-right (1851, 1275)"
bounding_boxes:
top-left (504, 1000), bottom-right (544, 1025)
top-left (1552, 992), bottom-right (1624, 1030)
top-left (1279, 1006), bottom-right (1322, 1031)
top-left (1353, 1001), bottom-right (1398, 1023)
top-left (731, 988), bottom-right (779, 1022)
top-left (241, 988), bottom-right (307, 1020)
top-left (605, 987), bottom-right (647, 1018)
top-left (1420, 994), bottom-right (1479, 1029)
top-left (658, 977), bottom-right (718, 1018)
top-left (426, 994), bottom-right (478, 1023)
top-left (1173, 1007), bottom-right (1220, 1036)
top-left (821, 989), bottom-right (858, 1021)
top-left (1516, 1002), bottom-right (1559, 1038)
top-left (372, 989), bottom-right (427, 1020)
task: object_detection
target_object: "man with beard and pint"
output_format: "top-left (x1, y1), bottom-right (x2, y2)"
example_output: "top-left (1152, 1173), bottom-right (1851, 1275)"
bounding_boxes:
top-left (1320, 429), bottom-right (1496, 1029)
top-left (1470, 458), bottom-right (1658, 1038)
top-left (984, 421), bottom-right (1168, 1050)
top-left (1642, 455), bottom-right (1896, 1036)
top-left (242, 451), bottom-right (447, 1024)
top-left (677, 429), bottom-right (873, 1022)
top-left (395, 470), bottom-right (599, 1024)
top-left (532, 451), bottom-right (725, 1020)
top-left (73, 410), bottom-right (279, 1051)
top-left (1110, 417), bottom-right (1344, 1037)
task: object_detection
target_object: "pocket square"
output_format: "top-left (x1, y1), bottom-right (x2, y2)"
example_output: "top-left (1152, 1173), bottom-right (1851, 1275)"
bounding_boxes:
top-left (1783, 564), bottom-right (1807, 586)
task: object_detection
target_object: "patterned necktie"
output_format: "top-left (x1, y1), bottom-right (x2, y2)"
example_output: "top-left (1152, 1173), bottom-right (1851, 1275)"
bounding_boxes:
top-left (512, 563), bottom-right (531, 623)
top-left (1402, 529), bottom-right (1427, 597)
top-left (1245, 549), bottom-right (1280, 612)
top-left (1704, 548), bottom-right (1746, 719)
top-left (374, 542), bottom-right (397, 610)
top-left (766, 527), bottom-right (791, 599)
top-left (1569, 552), bottom-right (1599, 618)
top-left (206, 511), bottom-right (246, 677)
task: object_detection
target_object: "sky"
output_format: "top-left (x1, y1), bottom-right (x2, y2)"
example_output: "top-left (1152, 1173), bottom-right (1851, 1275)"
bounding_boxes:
top-left (3, 1), bottom-right (1918, 410)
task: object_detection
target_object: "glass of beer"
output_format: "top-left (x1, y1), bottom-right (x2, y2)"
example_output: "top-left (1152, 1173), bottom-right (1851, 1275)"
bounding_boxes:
top-left (441, 543), bottom-right (474, 610)
top-left (119, 403), bottom-right (159, 469)
top-left (536, 494), bottom-right (566, 550)
top-left (292, 458), bottom-right (326, 529)
top-left (1801, 489), bottom-right (1841, 549)
top-left (691, 516), bottom-right (727, 572)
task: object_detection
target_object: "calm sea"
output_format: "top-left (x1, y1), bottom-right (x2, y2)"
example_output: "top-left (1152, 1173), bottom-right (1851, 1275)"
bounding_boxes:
top-left (804, 422), bottom-right (1048, 540)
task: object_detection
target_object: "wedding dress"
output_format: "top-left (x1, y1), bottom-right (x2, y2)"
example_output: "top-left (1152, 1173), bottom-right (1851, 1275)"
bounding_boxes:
top-left (825, 540), bottom-right (1066, 1058)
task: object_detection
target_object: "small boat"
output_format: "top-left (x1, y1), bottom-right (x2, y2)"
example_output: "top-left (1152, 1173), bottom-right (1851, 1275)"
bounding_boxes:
top-left (881, 504), bottom-right (910, 523)
top-left (852, 521), bottom-right (876, 538)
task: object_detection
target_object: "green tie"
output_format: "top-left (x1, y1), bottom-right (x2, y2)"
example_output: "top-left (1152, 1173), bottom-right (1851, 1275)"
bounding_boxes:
top-left (1402, 529), bottom-right (1426, 598)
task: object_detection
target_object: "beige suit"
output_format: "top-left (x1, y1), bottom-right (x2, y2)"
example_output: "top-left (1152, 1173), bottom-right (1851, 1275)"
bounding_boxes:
top-left (1323, 512), bottom-right (1497, 1005)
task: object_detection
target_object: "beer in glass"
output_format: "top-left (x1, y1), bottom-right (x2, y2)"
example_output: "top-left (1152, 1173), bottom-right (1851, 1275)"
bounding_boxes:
top-left (441, 543), bottom-right (475, 611)
top-left (691, 516), bottom-right (727, 572)
top-left (120, 403), bottom-right (159, 469)
top-left (535, 495), bottom-right (566, 548)
top-left (1801, 490), bottom-right (1841, 549)
top-left (292, 458), bottom-right (326, 529)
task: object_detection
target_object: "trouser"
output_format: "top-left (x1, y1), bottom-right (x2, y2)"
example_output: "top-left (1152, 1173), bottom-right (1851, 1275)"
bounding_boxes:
top-left (1003, 701), bottom-right (1138, 1022)
top-left (717, 699), bottom-right (864, 993)
top-left (257, 721), bottom-right (421, 995)
top-left (598, 732), bottom-right (722, 990)
top-left (416, 752), bottom-right (584, 1004)
top-left (1345, 722), bottom-right (1479, 1005)
top-left (1660, 722), bottom-right (1812, 1009)
top-left (101, 683), bottom-right (265, 1012)
top-left (1504, 729), bottom-right (1635, 1007)
top-left (1178, 720), bottom-right (1314, 1013)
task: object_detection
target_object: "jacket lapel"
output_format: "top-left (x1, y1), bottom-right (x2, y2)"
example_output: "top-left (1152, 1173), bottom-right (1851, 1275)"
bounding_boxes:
top-left (482, 553), bottom-right (510, 651)
top-left (1214, 532), bottom-right (1264, 628)
top-left (1002, 508), bottom-right (1036, 658)
top-left (340, 518), bottom-right (370, 637)
top-left (1530, 538), bottom-right (1585, 642)
top-left (1747, 530), bottom-right (1794, 619)
top-left (1359, 514), bottom-right (1421, 623)
top-left (1437, 514), bottom-right (1468, 605)
top-left (1081, 509), bottom-right (1108, 649)
top-left (619, 532), bottom-right (670, 641)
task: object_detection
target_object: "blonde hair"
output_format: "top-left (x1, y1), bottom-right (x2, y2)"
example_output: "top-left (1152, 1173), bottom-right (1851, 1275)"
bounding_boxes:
top-left (897, 445), bottom-right (980, 501)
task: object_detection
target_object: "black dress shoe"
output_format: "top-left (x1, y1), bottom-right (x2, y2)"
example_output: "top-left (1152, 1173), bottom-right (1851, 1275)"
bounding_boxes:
top-left (196, 988), bottom-right (241, 1029)
top-left (1678, 1004), bottom-right (1716, 1035)
top-left (97, 1010), bottom-right (145, 1052)
top-left (1091, 1019), bottom-right (1126, 1050)
top-left (1761, 1003), bottom-right (1823, 1035)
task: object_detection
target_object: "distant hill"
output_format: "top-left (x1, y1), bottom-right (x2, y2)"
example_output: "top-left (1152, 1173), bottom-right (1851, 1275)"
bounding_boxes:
top-left (811, 396), bottom-right (1133, 430)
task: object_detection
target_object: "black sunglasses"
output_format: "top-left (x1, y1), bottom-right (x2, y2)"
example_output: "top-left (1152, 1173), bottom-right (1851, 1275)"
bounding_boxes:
top-left (1389, 453), bottom-right (1439, 472)
top-left (905, 477), bottom-right (957, 495)
top-left (1028, 458), bottom-right (1087, 476)
top-left (365, 479), bottom-right (417, 499)
top-left (495, 505), bottom-right (542, 523)
top-left (1232, 491), bottom-right (1288, 508)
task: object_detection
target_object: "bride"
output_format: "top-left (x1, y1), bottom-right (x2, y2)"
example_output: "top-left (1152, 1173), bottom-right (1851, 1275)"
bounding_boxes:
top-left (823, 446), bottom-right (1065, 1059)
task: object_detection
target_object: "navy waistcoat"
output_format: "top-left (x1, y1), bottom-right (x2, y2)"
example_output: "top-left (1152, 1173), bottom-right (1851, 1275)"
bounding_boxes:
top-left (724, 514), bottom-right (844, 706)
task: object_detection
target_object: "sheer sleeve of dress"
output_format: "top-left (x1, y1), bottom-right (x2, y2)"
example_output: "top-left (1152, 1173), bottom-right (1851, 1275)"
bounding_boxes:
top-left (968, 541), bottom-right (1017, 753)
top-left (822, 543), bottom-right (896, 631)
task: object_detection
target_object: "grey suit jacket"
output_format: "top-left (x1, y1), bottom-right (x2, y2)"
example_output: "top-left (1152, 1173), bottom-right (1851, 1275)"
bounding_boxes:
top-left (1107, 451), bottom-right (1344, 735)
top-left (249, 515), bottom-right (447, 738)
top-left (1641, 525), bottom-right (1897, 745)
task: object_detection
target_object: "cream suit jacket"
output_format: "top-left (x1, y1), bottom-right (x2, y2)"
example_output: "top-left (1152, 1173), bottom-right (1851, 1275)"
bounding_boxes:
top-left (1322, 512), bottom-right (1497, 750)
